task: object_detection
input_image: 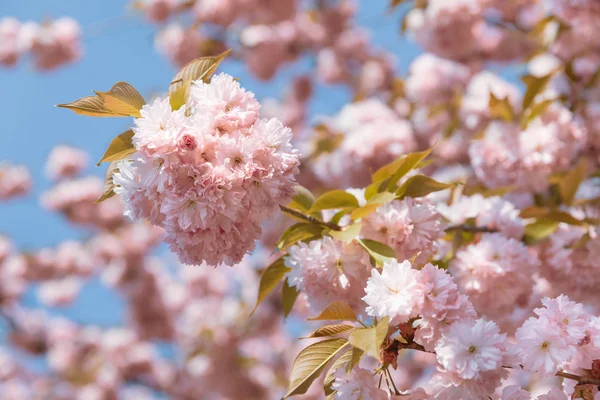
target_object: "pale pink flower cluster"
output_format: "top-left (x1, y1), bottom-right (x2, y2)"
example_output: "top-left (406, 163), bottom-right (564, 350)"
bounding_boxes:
top-left (137, 0), bottom-right (181, 22)
top-left (405, 0), bottom-right (535, 63)
top-left (0, 17), bottom-right (82, 71)
top-left (45, 145), bottom-right (89, 181)
top-left (0, 162), bottom-right (31, 200)
top-left (538, 224), bottom-right (600, 306)
top-left (284, 236), bottom-right (371, 314)
top-left (332, 367), bottom-right (388, 400)
top-left (113, 73), bottom-right (299, 266)
top-left (469, 104), bottom-right (587, 192)
top-left (41, 176), bottom-right (126, 229)
top-left (405, 53), bottom-right (472, 105)
top-left (364, 260), bottom-right (475, 350)
top-left (515, 295), bottom-right (600, 376)
top-left (360, 198), bottom-right (444, 264)
top-left (450, 233), bottom-right (540, 319)
top-left (154, 24), bottom-right (222, 67)
top-left (312, 99), bottom-right (417, 188)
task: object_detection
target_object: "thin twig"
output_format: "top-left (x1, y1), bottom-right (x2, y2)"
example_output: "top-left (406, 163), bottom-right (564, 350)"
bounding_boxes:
top-left (279, 205), bottom-right (342, 231)
top-left (445, 225), bottom-right (499, 233)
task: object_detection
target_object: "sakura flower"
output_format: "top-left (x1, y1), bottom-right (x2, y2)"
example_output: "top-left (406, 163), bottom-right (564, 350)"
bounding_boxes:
top-left (45, 145), bottom-right (88, 180)
top-left (363, 259), bottom-right (423, 324)
top-left (435, 318), bottom-right (506, 380)
top-left (114, 73), bottom-right (299, 265)
top-left (361, 198), bottom-right (444, 264)
top-left (331, 367), bottom-right (388, 400)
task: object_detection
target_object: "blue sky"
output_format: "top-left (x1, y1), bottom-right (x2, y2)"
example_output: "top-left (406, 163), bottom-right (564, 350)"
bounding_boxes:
top-left (0, 0), bottom-right (418, 339)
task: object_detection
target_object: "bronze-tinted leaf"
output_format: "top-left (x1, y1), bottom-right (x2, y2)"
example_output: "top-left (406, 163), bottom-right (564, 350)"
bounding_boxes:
top-left (96, 129), bottom-right (136, 166)
top-left (305, 324), bottom-right (355, 338)
top-left (168, 49), bottom-right (232, 96)
top-left (57, 96), bottom-right (119, 117)
top-left (308, 301), bottom-right (357, 322)
top-left (284, 338), bottom-right (349, 398)
top-left (95, 162), bottom-right (120, 203)
top-left (95, 82), bottom-right (146, 117)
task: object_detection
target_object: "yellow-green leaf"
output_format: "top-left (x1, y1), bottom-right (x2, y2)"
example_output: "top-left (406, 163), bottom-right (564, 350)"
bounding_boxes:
top-left (329, 222), bottom-right (362, 243)
top-left (356, 238), bottom-right (396, 267)
top-left (523, 219), bottom-right (559, 245)
top-left (521, 74), bottom-right (552, 111)
top-left (348, 316), bottom-right (390, 359)
top-left (489, 92), bottom-right (514, 122)
top-left (168, 49), bottom-right (232, 96)
top-left (396, 174), bottom-right (455, 199)
top-left (277, 223), bottom-right (324, 250)
top-left (282, 278), bottom-right (299, 318)
top-left (94, 82), bottom-right (146, 118)
top-left (284, 338), bottom-right (349, 398)
top-left (350, 192), bottom-right (397, 220)
top-left (372, 147), bottom-right (433, 184)
top-left (288, 185), bottom-right (316, 212)
top-left (169, 80), bottom-right (192, 111)
top-left (385, 147), bottom-right (435, 191)
top-left (553, 159), bottom-right (587, 206)
top-left (308, 301), bottom-right (357, 322)
top-left (57, 95), bottom-right (121, 117)
top-left (304, 324), bottom-right (355, 339)
top-left (520, 207), bottom-right (586, 226)
top-left (95, 162), bottom-right (120, 203)
top-left (309, 190), bottom-right (359, 213)
top-left (251, 257), bottom-right (290, 315)
top-left (96, 129), bottom-right (136, 166)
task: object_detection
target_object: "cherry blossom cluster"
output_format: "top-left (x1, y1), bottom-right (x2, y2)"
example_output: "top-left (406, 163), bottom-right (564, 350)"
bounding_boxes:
top-left (0, 17), bottom-right (82, 71)
top-left (112, 73), bottom-right (300, 266)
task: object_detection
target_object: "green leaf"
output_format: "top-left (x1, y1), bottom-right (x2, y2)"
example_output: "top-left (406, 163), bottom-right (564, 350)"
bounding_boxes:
top-left (168, 49), bottom-right (231, 96)
top-left (385, 148), bottom-right (434, 191)
top-left (309, 190), bottom-right (359, 213)
top-left (553, 159), bottom-right (587, 206)
top-left (350, 192), bottom-right (397, 220)
top-left (523, 219), bottom-right (559, 245)
top-left (251, 257), bottom-right (290, 315)
top-left (396, 174), bottom-right (455, 199)
top-left (329, 222), bottom-right (362, 243)
top-left (288, 185), bottom-right (315, 212)
top-left (282, 279), bottom-right (299, 318)
top-left (308, 301), bottom-right (357, 321)
top-left (304, 324), bottom-right (355, 338)
top-left (94, 82), bottom-right (146, 118)
top-left (96, 129), bottom-right (136, 166)
top-left (284, 338), bottom-right (349, 398)
top-left (521, 74), bottom-right (552, 111)
top-left (356, 238), bottom-right (396, 267)
top-left (488, 92), bottom-right (514, 122)
top-left (95, 162), bottom-right (120, 203)
top-left (277, 223), bottom-right (324, 250)
top-left (372, 147), bottom-right (433, 185)
top-left (348, 317), bottom-right (390, 359)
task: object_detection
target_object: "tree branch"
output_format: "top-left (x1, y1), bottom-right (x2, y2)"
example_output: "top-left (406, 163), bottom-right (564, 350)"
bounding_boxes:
top-left (279, 205), bottom-right (342, 231)
top-left (445, 225), bottom-right (499, 233)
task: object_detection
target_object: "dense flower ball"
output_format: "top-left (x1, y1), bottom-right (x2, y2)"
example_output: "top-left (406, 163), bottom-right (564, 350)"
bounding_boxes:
top-left (113, 73), bottom-right (300, 266)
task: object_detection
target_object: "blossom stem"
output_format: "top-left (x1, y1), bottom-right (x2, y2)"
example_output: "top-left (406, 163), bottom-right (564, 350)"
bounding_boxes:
top-left (445, 225), bottom-right (499, 233)
top-left (385, 366), bottom-right (401, 395)
top-left (279, 205), bottom-right (342, 231)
